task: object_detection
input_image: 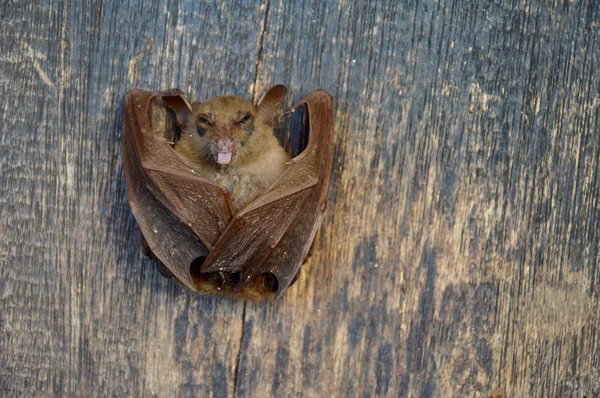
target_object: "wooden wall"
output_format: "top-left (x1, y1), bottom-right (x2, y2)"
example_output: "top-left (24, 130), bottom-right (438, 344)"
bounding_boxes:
top-left (1, 0), bottom-right (599, 396)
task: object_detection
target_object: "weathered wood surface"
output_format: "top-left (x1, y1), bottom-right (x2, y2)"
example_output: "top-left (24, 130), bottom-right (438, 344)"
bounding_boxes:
top-left (1, 0), bottom-right (599, 396)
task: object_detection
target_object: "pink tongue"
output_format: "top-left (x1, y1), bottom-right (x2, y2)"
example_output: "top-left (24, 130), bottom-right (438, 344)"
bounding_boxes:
top-left (217, 152), bottom-right (232, 165)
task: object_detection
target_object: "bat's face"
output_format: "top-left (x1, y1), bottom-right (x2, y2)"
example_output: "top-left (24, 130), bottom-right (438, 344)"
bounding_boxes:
top-left (188, 96), bottom-right (267, 166)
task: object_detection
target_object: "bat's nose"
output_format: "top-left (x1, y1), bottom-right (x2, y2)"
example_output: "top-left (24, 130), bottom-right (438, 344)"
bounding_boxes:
top-left (216, 137), bottom-right (234, 152)
top-left (215, 137), bottom-right (234, 164)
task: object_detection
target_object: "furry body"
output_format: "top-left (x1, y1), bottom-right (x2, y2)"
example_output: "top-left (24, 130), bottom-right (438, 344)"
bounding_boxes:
top-left (174, 87), bottom-right (290, 211)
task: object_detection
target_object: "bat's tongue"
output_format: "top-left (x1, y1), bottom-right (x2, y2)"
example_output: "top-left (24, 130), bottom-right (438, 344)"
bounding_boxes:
top-left (216, 137), bottom-right (234, 165)
top-left (217, 152), bottom-right (232, 165)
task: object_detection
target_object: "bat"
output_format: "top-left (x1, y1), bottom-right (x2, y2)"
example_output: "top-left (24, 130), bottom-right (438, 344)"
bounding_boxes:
top-left (122, 86), bottom-right (334, 300)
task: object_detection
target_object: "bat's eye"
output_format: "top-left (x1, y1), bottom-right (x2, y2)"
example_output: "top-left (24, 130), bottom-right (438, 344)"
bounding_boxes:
top-left (197, 115), bottom-right (212, 125)
top-left (237, 114), bottom-right (252, 124)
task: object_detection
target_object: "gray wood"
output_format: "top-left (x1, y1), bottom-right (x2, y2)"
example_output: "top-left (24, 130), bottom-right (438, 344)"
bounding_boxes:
top-left (1, 0), bottom-right (599, 397)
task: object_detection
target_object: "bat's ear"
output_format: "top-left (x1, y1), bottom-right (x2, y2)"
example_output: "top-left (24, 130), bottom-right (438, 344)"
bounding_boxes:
top-left (257, 84), bottom-right (287, 125)
top-left (162, 94), bottom-right (193, 127)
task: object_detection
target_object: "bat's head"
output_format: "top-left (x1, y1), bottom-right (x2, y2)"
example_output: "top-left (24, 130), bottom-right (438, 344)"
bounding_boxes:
top-left (185, 85), bottom-right (287, 166)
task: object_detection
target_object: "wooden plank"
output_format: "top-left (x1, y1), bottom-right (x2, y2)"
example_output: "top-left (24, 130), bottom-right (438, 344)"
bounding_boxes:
top-left (0, 0), bottom-right (599, 397)
top-left (0, 1), bottom-right (267, 397)
top-left (247, 0), bottom-right (600, 397)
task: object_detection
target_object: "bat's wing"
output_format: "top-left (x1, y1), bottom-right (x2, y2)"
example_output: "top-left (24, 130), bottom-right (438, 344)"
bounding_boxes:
top-left (122, 89), bottom-right (234, 289)
top-left (200, 90), bottom-right (334, 299)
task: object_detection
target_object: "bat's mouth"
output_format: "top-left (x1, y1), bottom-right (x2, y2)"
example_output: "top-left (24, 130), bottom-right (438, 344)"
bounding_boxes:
top-left (217, 151), bottom-right (233, 165)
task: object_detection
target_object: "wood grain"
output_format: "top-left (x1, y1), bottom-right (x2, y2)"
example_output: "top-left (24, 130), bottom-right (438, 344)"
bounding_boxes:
top-left (1, 0), bottom-right (599, 397)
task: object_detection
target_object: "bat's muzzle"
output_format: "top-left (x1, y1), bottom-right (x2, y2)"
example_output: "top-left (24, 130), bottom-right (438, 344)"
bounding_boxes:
top-left (215, 136), bottom-right (234, 165)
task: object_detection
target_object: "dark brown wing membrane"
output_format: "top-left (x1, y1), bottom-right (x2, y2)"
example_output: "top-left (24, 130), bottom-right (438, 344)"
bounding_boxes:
top-left (122, 89), bottom-right (234, 289)
top-left (200, 90), bottom-right (334, 299)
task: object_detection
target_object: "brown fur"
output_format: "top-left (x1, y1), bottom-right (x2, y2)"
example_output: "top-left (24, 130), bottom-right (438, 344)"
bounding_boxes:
top-left (174, 89), bottom-right (290, 212)
top-left (191, 273), bottom-right (275, 301)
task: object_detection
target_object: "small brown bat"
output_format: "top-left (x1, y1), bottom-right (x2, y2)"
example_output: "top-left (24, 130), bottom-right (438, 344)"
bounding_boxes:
top-left (122, 86), bottom-right (334, 300)
top-left (174, 85), bottom-right (291, 212)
